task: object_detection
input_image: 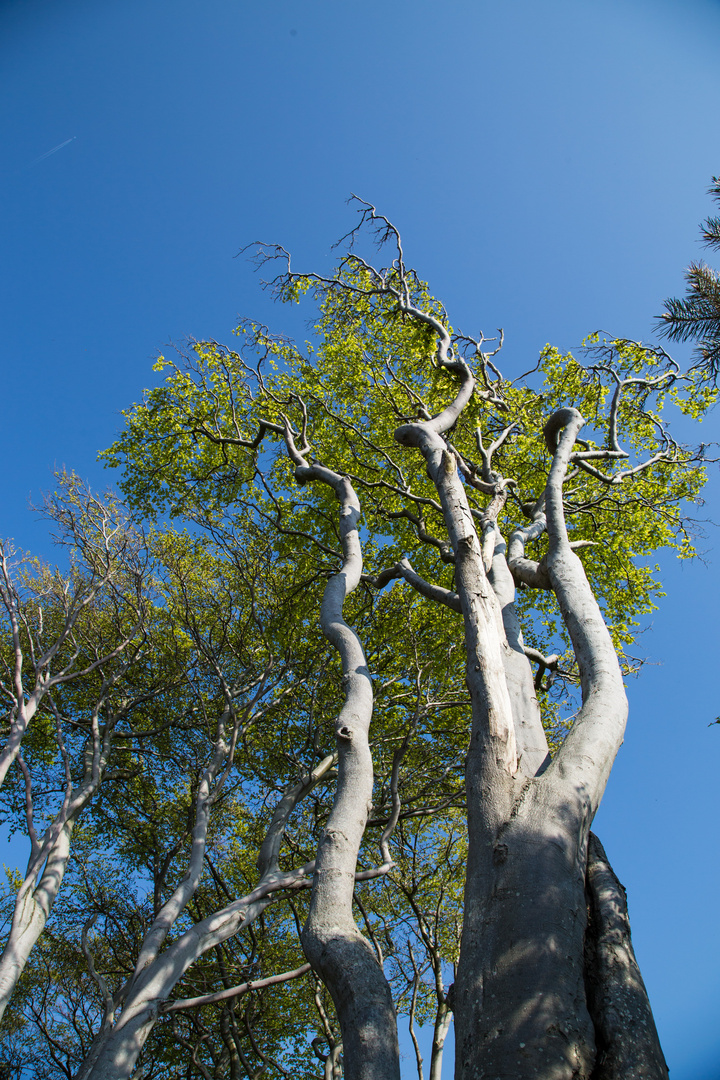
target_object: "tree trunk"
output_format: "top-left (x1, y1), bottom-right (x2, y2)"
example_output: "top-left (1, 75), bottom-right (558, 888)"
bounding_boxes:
top-left (486, 527), bottom-right (550, 778)
top-left (584, 833), bottom-right (668, 1080)
top-left (429, 1001), bottom-right (452, 1080)
top-left (402, 408), bottom-right (636, 1080)
top-left (297, 469), bottom-right (400, 1080)
top-left (0, 821), bottom-right (74, 1021)
top-left (454, 780), bottom-right (596, 1080)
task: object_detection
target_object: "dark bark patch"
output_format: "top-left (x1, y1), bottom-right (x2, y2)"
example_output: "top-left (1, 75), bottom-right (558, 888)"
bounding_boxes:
top-left (584, 832), bottom-right (669, 1080)
top-left (492, 843), bottom-right (508, 866)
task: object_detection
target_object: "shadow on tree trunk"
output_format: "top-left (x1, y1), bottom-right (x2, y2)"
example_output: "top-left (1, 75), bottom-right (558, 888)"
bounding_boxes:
top-left (584, 832), bottom-right (669, 1080)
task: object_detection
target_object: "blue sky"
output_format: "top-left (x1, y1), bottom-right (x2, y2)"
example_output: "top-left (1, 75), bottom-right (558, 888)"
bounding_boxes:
top-left (1, 1), bottom-right (719, 1076)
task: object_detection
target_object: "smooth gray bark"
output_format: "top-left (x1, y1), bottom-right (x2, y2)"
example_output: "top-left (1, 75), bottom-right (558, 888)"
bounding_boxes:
top-left (294, 460), bottom-right (400, 1080)
top-left (453, 776), bottom-right (597, 1080)
top-left (76, 688), bottom-right (331, 1079)
top-left (0, 706), bottom-right (120, 1022)
top-left (77, 453), bottom-right (399, 1080)
top-left (0, 818), bottom-right (75, 1020)
top-left (486, 526), bottom-right (550, 778)
top-left (393, 405), bottom-right (630, 1080)
top-left (429, 1001), bottom-right (453, 1080)
top-left (541, 411), bottom-right (629, 819)
top-left (75, 313), bottom-right (661, 1079)
top-left (0, 538), bottom-right (141, 791)
top-left (77, 752), bottom-right (335, 1080)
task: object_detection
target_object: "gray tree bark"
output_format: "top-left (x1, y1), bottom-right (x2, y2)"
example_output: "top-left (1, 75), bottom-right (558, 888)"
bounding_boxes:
top-left (584, 833), bottom-right (669, 1080)
top-left (286, 446), bottom-right (400, 1080)
top-left (394, 400), bottom-right (642, 1080)
top-left (72, 263), bottom-right (668, 1078)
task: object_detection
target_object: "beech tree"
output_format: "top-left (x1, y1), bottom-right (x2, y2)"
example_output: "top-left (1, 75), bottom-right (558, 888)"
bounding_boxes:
top-left (1, 513), bottom-right (336, 1080)
top-left (2, 201), bottom-right (714, 1080)
top-left (0, 476), bottom-right (155, 1020)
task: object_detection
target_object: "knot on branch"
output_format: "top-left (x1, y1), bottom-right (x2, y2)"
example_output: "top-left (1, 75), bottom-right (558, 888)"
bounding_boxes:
top-left (393, 423), bottom-right (421, 447)
top-left (442, 450), bottom-right (456, 475)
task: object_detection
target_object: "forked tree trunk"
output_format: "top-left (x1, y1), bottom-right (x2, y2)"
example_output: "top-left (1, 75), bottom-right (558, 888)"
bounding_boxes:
top-left (393, 404), bottom-right (665, 1079)
top-left (448, 830), bottom-right (667, 1080)
top-left (72, 364), bottom-right (667, 1078)
top-left (76, 455), bottom-right (399, 1080)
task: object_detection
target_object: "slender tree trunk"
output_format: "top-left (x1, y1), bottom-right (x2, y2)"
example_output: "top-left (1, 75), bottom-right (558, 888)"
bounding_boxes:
top-left (429, 1001), bottom-right (452, 1080)
top-left (486, 528), bottom-right (550, 778)
top-left (0, 822), bottom-right (73, 1017)
top-left (297, 468), bottom-right (400, 1080)
top-left (78, 463), bottom-right (399, 1080)
top-left (0, 817), bottom-right (78, 1021)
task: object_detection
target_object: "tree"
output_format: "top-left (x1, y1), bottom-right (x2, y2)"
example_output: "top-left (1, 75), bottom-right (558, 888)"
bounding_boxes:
top-left (3, 510), bottom-right (375, 1080)
top-left (658, 175), bottom-right (720, 381)
top-left (2, 201), bottom-right (713, 1080)
top-left (0, 475), bottom-right (156, 1019)
top-left (91, 200), bottom-right (713, 1080)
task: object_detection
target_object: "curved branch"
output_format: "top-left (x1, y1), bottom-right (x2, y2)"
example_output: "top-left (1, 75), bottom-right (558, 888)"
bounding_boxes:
top-left (392, 422), bottom-right (517, 780)
top-left (82, 915), bottom-right (115, 1019)
top-left (507, 502), bottom-right (551, 590)
top-left (164, 962), bottom-right (312, 1013)
top-left (523, 647), bottom-right (560, 691)
top-left (476, 422), bottom-right (518, 482)
top-left (387, 509), bottom-right (455, 564)
top-left (485, 525), bottom-right (550, 778)
top-left (282, 441), bottom-right (400, 1080)
top-left (257, 753), bottom-right (337, 878)
top-left (370, 559), bottom-right (461, 613)
top-left (541, 410), bottom-right (627, 815)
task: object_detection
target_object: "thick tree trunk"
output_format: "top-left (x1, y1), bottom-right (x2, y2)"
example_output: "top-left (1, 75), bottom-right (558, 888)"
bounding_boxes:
top-left (453, 780), bottom-right (596, 1080)
top-left (452, 826), bottom-right (666, 1080)
top-left (394, 407), bottom-right (637, 1080)
top-left (584, 833), bottom-right (668, 1080)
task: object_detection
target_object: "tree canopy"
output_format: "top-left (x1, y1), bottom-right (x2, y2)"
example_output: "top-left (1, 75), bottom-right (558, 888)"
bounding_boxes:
top-left (0, 201), bottom-right (714, 1080)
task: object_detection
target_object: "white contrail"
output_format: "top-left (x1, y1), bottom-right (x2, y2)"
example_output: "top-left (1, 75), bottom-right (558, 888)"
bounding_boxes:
top-left (28, 136), bottom-right (77, 167)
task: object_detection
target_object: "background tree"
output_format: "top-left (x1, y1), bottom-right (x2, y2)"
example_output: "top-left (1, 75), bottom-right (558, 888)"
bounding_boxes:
top-left (0, 476), bottom-right (157, 1018)
top-left (658, 175), bottom-right (720, 382)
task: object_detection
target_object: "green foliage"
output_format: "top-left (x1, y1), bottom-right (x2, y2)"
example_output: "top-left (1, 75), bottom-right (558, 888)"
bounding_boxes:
top-left (102, 260), bottom-right (708, 672)
top-left (6, 215), bottom-right (713, 1078)
top-left (658, 175), bottom-right (720, 381)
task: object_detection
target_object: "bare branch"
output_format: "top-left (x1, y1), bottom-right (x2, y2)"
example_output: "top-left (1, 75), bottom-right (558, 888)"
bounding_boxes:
top-left (163, 962), bottom-right (312, 1013)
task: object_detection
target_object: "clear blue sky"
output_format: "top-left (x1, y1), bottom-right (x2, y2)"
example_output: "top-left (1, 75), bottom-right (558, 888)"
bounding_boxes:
top-left (1, 1), bottom-right (719, 1076)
